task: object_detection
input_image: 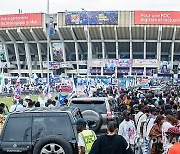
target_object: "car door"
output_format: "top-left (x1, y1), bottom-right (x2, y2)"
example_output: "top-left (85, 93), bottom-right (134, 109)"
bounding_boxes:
top-left (0, 113), bottom-right (32, 153)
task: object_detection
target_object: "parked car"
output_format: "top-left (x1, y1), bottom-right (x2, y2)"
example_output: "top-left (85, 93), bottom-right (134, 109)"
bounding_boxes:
top-left (69, 97), bottom-right (120, 133)
top-left (0, 107), bottom-right (82, 154)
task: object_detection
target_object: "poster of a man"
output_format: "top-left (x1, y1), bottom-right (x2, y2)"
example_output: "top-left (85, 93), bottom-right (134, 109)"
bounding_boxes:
top-left (160, 61), bottom-right (171, 74)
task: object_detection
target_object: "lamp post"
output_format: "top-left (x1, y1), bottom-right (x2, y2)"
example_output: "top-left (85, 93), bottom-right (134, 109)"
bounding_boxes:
top-left (46, 0), bottom-right (50, 94)
top-left (81, 8), bottom-right (91, 93)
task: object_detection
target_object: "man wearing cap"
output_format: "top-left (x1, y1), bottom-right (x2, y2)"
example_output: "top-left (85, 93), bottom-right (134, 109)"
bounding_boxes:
top-left (75, 118), bottom-right (97, 154)
top-left (23, 96), bottom-right (31, 108)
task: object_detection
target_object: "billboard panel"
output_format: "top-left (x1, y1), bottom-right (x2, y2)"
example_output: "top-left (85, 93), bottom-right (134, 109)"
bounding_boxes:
top-left (133, 59), bottom-right (159, 67)
top-left (52, 42), bottom-right (63, 62)
top-left (105, 59), bottom-right (132, 69)
top-left (0, 13), bottom-right (42, 28)
top-left (65, 11), bottom-right (118, 25)
top-left (134, 11), bottom-right (180, 25)
top-left (158, 61), bottom-right (174, 74)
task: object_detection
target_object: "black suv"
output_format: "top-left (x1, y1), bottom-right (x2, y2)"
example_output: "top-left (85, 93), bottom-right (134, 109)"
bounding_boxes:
top-left (0, 107), bottom-right (82, 154)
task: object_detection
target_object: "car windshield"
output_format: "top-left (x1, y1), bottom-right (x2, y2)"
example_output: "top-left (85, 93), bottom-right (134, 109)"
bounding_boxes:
top-left (70, 100), bottom-right (106, 114)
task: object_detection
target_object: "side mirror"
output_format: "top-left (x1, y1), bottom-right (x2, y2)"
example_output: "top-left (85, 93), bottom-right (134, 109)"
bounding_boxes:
top-left (87, 120), bottom-right (97, 128)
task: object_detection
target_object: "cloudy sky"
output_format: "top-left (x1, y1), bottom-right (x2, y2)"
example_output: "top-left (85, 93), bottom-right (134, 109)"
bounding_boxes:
top-left (0, 0), bottom-right (180, 14)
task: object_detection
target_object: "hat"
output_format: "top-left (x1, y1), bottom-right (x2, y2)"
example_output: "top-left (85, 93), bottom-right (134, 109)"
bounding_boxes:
top-left (166, 126), bottom-right (180, 135)
top-left (19, 99), bottom-right (23, 103)
top-left (165, 109), bottom-right (173, 116)
top-left (74, 118), bottom-right (87, 126)
top-left (25, 96), bottom-right (31, 100)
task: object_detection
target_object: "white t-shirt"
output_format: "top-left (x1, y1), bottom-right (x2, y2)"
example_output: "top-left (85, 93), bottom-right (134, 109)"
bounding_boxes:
top-left (162, 121), bottom-right (173, 153)
top-left (9, 104), bottom-right (25, 113)
top-left (135, 111), bottom-right (147, 137)
top-left (118, 119), bottom-right (136, 145)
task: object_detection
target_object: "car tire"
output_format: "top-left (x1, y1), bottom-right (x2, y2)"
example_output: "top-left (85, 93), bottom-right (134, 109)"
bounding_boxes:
top-left (33, 135), bottom-right (73, 154)
top-left (82, 110), bottom-right (103, 132)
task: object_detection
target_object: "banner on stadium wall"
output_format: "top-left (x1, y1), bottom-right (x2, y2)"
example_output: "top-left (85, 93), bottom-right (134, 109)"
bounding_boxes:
top-left (158, 61), bottom-right (174, 74)
top-left (133, 59), bottom-right (159, 67)
top-left (88, 59), bottom-right (104, 67)
top-left (65, 11), bottom-right (118, 25)
top-left (60, 62), bottom-right (74, 68)
top-left (116, 59), bottom-right (132, 67)
top-left (52, 42), bottom-right (64, 62)
top-left (43, 61), bottom-right (60, 69)
top-left (0, 62), bottom-right (10, 68)
top-left (105, 59), bottom-right (115, 70)
top-left (0, 13), bottom-right (42, 28)
top-left (134, 11), bottom-right (180, 25)
top-left (79, 60), bottom-right (87, 65)
top-left (104, 59), bottom-right (132, 69)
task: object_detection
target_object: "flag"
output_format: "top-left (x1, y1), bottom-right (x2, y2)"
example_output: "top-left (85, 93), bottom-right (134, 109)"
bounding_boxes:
top-left (13, 75), bottom-right (21, 99)
top-left (58, 92), bottom-right (67, 105)
top-left (38, 96), bottom-right (46, 107)
top-left (43, 84), bottom-right (51, 99)
top-left (31, 73), bottom-right (38, 84)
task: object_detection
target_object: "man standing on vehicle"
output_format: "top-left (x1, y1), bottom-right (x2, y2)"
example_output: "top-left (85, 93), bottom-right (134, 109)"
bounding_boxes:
top-left (75, 118), bottom-right (97, 154)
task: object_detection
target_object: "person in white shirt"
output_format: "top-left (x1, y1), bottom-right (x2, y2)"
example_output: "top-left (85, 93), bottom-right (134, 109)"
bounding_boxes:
top-left (162, 114), bottom-right (178, 154)
top-left (118, 110), bottom-right (137, 151)
top-left (141, 107), bottom-right (156, 154)
top-left (135, 104), bottom-right (147, 136)
top-left (9, 98), bottom-right (25, 113)
top-left (134, 104), bottom-right (147, 154)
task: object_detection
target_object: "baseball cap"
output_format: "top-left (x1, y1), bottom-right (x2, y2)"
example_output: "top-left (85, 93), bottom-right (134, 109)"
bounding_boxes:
top-left (74, 118), bottom-right (87, 126)
top-left (25, 96), bottom-right (31, 100)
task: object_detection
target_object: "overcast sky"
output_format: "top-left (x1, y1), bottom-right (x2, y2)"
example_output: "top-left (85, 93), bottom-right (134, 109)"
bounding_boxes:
top-left (0, 0), bottom-right (180, 14)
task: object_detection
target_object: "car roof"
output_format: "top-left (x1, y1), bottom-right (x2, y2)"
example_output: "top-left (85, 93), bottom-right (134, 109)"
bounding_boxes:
top-left (70, 97), bottom-right (112, 101)
top-left (9, 106), bottom-right (79, 115)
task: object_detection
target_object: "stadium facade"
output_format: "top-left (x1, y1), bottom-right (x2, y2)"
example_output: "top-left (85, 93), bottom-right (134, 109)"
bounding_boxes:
top-left (0, 11), bottom-right (179, 78)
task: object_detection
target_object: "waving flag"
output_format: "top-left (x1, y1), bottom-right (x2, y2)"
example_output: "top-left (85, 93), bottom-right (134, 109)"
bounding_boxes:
top-left (13, 75), bottom-right (21, 99)
top-left (58, 92), bottom-right (67, 105)
top-left (43, 84), bottom-right (51, 99)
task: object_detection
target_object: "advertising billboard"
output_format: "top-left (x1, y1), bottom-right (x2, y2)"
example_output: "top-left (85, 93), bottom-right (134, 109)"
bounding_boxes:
top-left (0, 13), bottom-right (42, 28)
top-left (134, 11), bottom-right (180, 25)
top-left (65, 11), bottom-right (118, 25)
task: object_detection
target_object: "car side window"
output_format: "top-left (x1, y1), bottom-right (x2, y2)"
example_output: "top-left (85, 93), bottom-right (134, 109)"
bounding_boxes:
top-left (3, 117), bottom-right (31, 142)
top-left (109, 99), bottom-right (118, 111)
top-left (32, 114), bottom-right (75, 141)
top-left (108, 99), bottom-right (115, 111)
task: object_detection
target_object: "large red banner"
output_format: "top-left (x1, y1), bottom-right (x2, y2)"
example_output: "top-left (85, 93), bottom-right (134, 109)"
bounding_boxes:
top-left (0, 13), bottom-right (42, 28)
top-left (134, 11), bottom-right (180, 25)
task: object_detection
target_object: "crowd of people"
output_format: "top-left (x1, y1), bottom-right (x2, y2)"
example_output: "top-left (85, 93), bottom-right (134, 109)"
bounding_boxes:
top-left (75, 85), bottom-right (180, 154)
top-left (0, 83), bottom-right (179, 154)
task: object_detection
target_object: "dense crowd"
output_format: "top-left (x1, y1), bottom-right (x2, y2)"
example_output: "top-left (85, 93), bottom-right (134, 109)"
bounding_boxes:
top-left (0, 83), bottom-right (179, 154)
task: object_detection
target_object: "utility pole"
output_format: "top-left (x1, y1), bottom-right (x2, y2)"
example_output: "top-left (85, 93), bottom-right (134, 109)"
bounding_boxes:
top-left (47, 0), bottom-right (50, 94)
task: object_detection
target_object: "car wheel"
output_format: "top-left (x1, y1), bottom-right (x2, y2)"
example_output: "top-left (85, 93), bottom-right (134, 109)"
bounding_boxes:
top-left (33, 135), bottom-right (73, 154)
top-left (82, 110), bottom-right (103, 132)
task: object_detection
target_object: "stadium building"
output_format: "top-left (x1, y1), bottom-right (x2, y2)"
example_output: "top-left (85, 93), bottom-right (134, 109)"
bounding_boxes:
top-left (0, 11), bottom-right (179, 78)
